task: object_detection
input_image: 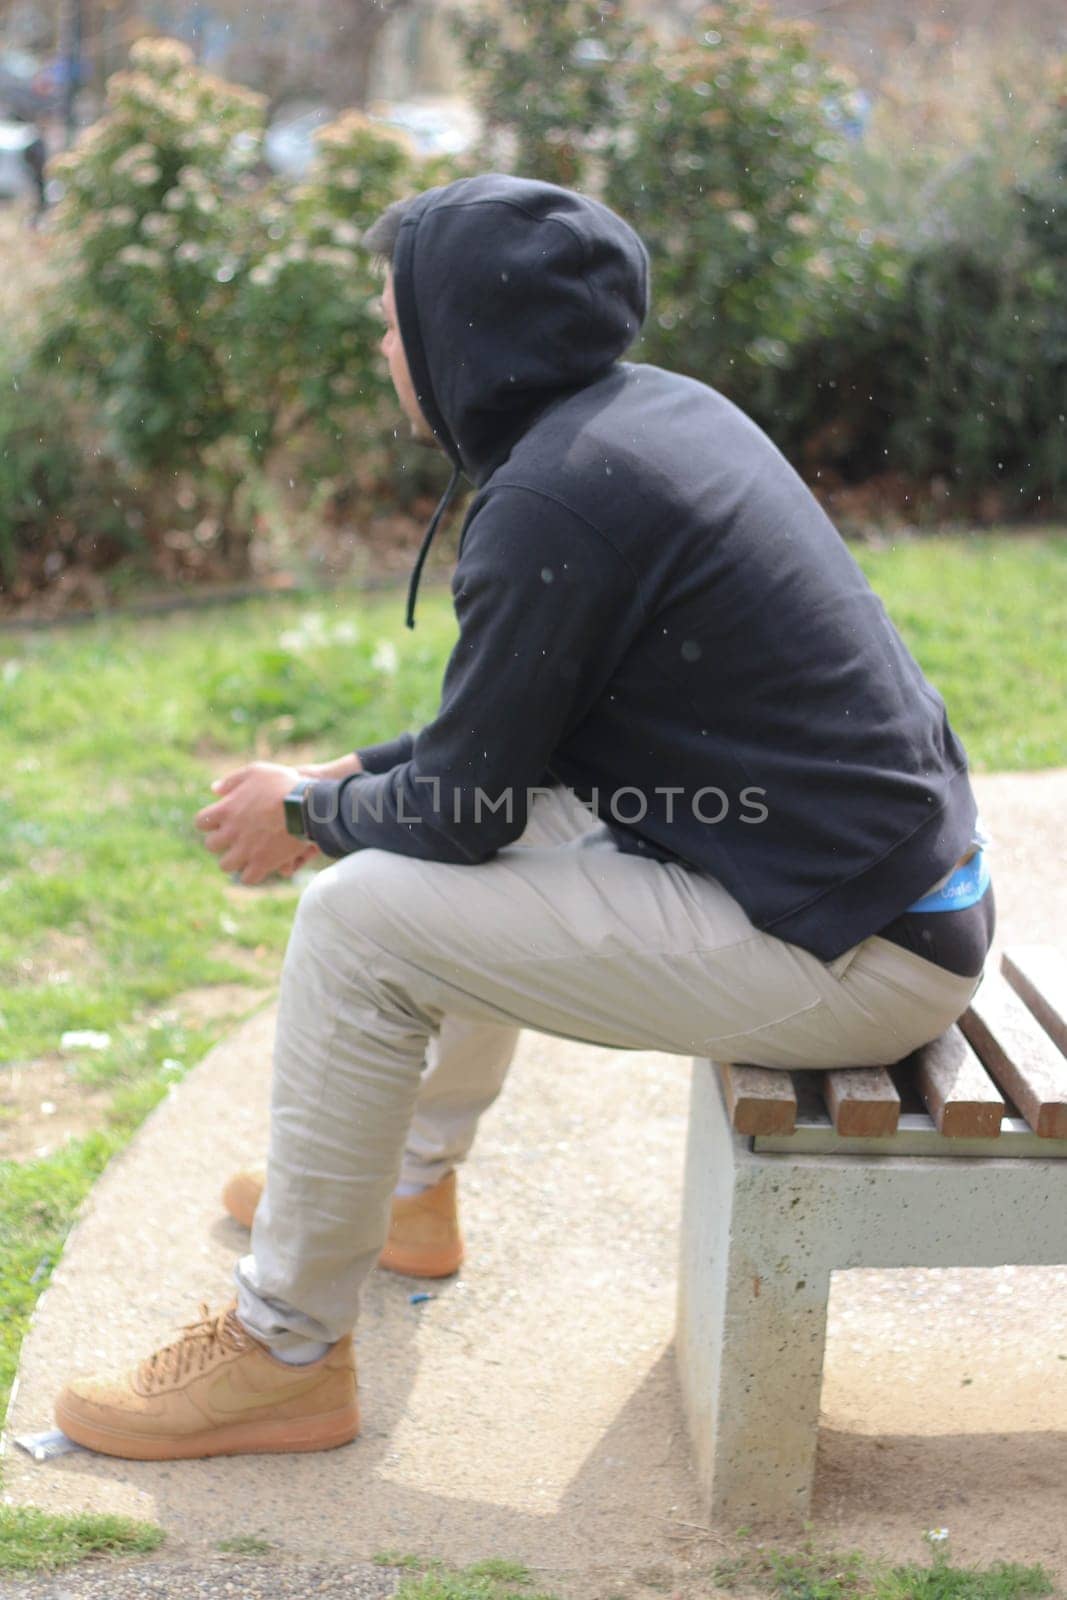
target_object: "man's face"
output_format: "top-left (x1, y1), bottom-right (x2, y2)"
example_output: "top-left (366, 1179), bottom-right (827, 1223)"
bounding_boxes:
top-left (380, 270), bottom-right (436, 447)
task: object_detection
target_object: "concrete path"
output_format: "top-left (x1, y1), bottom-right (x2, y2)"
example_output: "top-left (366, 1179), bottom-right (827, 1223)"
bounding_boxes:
top-left (3, 769), bottom-right (1066, 1590)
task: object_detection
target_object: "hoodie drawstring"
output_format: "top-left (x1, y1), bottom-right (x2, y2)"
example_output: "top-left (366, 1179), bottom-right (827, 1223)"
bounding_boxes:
top-left (405, 464), bottom-right (462, 630)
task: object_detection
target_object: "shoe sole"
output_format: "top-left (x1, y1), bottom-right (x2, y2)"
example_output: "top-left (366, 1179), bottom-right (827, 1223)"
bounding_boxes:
top-left (54, 1398), bottom-right (360, 1461)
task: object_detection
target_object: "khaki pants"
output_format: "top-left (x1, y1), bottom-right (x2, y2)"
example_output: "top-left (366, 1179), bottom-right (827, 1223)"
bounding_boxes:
top-left (236, 785), bottom-right (985, 1350)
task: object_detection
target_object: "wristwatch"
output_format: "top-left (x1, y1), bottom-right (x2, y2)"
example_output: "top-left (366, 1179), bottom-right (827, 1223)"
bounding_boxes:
top-left (283, 777), bottom-right (315, 840)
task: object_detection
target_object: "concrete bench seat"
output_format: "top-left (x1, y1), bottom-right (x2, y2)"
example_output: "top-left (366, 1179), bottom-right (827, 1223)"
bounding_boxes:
top-left (675, 944), bottom-right (1067, 1528)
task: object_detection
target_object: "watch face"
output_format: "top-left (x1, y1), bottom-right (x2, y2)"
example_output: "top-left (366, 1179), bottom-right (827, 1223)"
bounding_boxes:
top-left (284, 787), bottom-right (309, 839)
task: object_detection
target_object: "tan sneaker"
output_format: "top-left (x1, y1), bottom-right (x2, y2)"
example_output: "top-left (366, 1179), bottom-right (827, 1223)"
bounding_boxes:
top-left (383, 1171), bottom-right (464, 1278)
top-left (221, 1167), bottom-right (464, 1279)
top-left (55, 1303), bottom-right (358, 1460)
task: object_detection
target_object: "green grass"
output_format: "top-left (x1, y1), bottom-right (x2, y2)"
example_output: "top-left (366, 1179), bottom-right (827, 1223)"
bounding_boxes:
top-left (0, 1505), bottom-right (164, 1573)
top-left (382, 1555), bottom-right (558, 1600)
top-left (462, 1562), bottom-right (538, 1584)
top-left (870, 1559), bottom-right (1054, 1600)
top-left (216, 1534), bottom-right (275, 1555)
top-left (1, 1129), bottom-right (123, 1407)
top-left (0, 589), bottom-right (455, 1065)
top-left (852, 531), bottom-right (1067, 770)
top-left (364, 1541), bottom-right (1058, 1600)
top-left (713, 1532), bottom-right (1057, 1600)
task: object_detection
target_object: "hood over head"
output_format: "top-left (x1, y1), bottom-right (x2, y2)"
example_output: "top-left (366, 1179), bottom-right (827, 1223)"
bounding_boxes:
top-left (391, 173), bottom-right (651, 488)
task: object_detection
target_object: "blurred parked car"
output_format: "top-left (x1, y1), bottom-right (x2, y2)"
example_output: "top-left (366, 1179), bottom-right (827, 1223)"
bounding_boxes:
top-left (368, 98), bottom-right (478, 157)
top-left (0, 118), bottom-right (43, 203)
top-left (264, 102), bottom-right (334, 179)
top-left (263, 97), bottom-right (477, 180)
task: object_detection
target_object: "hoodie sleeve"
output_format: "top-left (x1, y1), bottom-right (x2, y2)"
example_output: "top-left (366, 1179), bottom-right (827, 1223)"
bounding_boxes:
top-left (355, 733), bottom-right (416, 773)
top-left (305, 488), bottom-right (641, 863)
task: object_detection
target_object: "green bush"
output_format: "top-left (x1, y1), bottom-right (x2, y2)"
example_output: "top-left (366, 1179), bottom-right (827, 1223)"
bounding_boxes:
top-left (771, 66), bottom-right (1067, 513)
top-left (40, 39), bottom-right (438, 577)
top-left (455, 1), bottom-right (898, 421)
top-left (266, 113), bottom-right (460, 502)
top-left (601, 1), bottom-right (897, 415)
top-left (455, 2), bottom-right (1066, 515)
top-left (6, 13), bottom-right (1057, 608)
top-left (44, 39), bottom-right (268, 476)
top-left (0, 348), bottom-right (139, 598)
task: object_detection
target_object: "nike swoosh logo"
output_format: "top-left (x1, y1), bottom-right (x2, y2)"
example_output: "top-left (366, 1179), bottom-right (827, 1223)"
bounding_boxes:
top-left (208, 1370), bottom-right (326, 1416)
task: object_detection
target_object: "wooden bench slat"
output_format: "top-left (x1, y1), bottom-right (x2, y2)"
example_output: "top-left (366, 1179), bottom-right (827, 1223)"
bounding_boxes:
top-left (912, 1023), bottom-right (1005, 1137)
top-left (822, 1067), bottom-right (900, 1137)
top-left (1001, 945), bottom-right (1067, 1056)
top-left (718, 1063), bottom-right (798, 1135)
top-left (959, 972), bottom-right (1067, 1139)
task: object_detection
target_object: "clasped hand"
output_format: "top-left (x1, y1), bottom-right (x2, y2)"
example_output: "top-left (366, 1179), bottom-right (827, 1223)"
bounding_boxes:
top-left (194, 752), bottom-right (362, 887)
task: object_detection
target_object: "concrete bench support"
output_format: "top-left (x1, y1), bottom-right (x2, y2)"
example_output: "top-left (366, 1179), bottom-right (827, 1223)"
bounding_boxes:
top-left (675, 1057), bottom-right (1067, 1528)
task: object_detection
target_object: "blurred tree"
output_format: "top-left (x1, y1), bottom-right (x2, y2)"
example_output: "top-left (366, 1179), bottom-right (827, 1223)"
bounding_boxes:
top-left (324, 0), bottom-right (415, 108)
top-left (453, 0), bottom-right (640, 187)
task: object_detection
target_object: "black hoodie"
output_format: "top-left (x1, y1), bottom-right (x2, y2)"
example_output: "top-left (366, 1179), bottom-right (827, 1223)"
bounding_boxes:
top-left (306, 173), bottom-right (979, 963)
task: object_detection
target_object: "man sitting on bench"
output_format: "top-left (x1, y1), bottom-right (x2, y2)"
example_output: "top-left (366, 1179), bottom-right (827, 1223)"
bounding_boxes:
top-left (55, 174), bottom-right (995, 1462)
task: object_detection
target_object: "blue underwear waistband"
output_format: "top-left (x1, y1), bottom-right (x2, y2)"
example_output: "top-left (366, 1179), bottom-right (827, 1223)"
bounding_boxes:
top-left (905, 848), bottom-right (991, 913)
